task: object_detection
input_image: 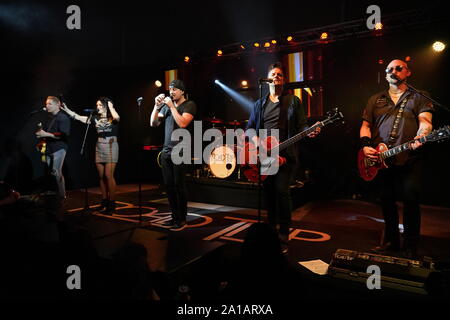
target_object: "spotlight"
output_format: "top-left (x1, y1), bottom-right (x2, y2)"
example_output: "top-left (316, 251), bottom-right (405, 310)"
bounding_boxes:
top-left (271, 39), bottom-right (277, 44)
top-left (254, 42), bottom-right (260, 47)
top-left (240, 44), bottom-right (246, 50)
top-left (217, 50), bottom-right (223, 56)
top-left (155, 80), bottom-right (162, 88)
top-left (378, 59), bottom-right (384, 64)
top-left (184, 56), bottom-right (190, 63)
top-left (375, 22), bottom-right (383, 30)
top-left (214, 79), bottom-right (220, 85)
top-left (320, 32), bottom-right (328, 40)
top-left (287, 36), bottom-right (293, 42)
top-left (432, 41), bottom-right (446, 52)
top-left (241, 80), bottom-right (248, 87)
top-left (405, 56), bottom-right (411, 62)
top-left (264, 42), bottom-right (271, 48)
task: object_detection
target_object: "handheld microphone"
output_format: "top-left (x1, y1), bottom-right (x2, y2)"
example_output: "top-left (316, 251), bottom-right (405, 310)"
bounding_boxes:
top-left (29, 108), bottom-right (46, 116)
top-left (137, 97), bottom-right (144, 106)
top-left (83, 108), bottom-right (98, 114)
top-left (259, 78), bottom-right (273, 83)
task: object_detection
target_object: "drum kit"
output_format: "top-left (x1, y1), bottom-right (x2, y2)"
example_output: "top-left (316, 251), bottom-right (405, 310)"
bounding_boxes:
top-left (198, 117), bottom-right (248, 180)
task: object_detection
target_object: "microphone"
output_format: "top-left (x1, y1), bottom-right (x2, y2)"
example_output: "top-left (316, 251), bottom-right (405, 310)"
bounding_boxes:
top-left (137, 97), bottom-right (144, 106)
top-left (83, 109), bottom-right (98, 114)
top-left (29, 108), bottom-right (46, 116)
top-left (259, 78), bottom-right (273, 83)
top-left (390, 74), bottom-right (404, 83)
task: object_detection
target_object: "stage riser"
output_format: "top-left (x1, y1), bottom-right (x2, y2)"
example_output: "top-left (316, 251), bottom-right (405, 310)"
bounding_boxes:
top-left (186, 177), bottom-right (308, 209)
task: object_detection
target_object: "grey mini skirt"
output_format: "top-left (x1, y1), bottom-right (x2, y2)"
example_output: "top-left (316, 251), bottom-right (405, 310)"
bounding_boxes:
top-left (96, 136), bottom-right (119, 163)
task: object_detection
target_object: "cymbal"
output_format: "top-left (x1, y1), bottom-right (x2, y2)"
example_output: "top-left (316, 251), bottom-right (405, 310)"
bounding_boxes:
top-left (203, 117), bottom-right (224, 124)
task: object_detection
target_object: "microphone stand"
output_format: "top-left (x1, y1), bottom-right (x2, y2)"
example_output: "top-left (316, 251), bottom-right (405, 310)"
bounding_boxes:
top-left (137, 99), bottom-right (143, 223)
top-left (257, 82), bottom-right (265, 224)
top-left (404, 82), bottom-right (449, 112)
top-left (80, 111), bottom-right (94, 214)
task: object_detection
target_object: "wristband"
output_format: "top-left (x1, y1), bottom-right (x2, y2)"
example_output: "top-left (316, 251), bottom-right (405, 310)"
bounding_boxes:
top-left (360, 136), bottom-right (373, 148)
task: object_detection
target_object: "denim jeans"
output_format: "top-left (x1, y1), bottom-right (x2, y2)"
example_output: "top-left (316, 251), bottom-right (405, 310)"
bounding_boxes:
top-left (46, 149), bottom-right (67, 198)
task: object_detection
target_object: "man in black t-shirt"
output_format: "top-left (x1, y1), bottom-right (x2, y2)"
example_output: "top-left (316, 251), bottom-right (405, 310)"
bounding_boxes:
top-left (36, 96), bottom-right (71, 200)
top-left (150, 80), bottom-right (197, 231)
top-left (360, 59), bottom-right (434, 258)
top-left (246, 62), bottom-right (320, 253)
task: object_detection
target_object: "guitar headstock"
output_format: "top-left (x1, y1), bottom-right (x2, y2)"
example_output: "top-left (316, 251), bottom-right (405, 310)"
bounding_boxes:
top-left (426, 125), bottom-right (450, 143)
top-left (324, 108), bottom-right (345, 125)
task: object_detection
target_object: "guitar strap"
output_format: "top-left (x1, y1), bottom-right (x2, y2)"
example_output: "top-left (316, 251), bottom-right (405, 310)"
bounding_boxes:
top-left (46, 116), bottom-right (57, 133)
top-left (388, 96), bottom-right (408, 148)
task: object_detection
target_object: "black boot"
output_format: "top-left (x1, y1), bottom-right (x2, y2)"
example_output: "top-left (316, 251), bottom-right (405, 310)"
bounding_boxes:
top-left (99, 199), bottom-right (109, 211)
top-left (108, 200), bottom-right (116, 214)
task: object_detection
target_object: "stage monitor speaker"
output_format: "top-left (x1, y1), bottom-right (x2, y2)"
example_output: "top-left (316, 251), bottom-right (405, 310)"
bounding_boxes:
top-left (328, 249), bottom-right (435, 295)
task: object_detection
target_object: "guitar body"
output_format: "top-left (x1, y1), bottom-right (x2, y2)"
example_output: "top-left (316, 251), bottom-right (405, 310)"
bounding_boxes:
top-left (358, 126), bottom-right (450, 181)
top-left (357, 143), bottom-right (388, 181)
top-left (241, 136), bottom-right (287, 183)
top-left (35, 122), bottom-right (47, 162)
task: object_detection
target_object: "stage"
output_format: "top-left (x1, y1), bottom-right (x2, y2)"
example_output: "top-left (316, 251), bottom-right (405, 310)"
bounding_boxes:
top-left (53, 183), bottom-right (450, 300)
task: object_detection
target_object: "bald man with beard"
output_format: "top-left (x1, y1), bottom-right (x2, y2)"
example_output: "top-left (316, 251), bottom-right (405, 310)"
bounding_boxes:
top-left (360, 59), bottom-right (434, 258)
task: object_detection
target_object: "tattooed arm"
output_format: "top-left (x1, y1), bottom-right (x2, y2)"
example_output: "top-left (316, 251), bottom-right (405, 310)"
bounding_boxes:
top-left (411, 111), bottom-right (433, 150)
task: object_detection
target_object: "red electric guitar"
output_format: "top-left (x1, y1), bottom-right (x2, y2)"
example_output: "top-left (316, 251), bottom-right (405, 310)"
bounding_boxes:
top-left (241, 108), bottom-right (344, 182)
top-left (358, 125), bottom-right (450, 181)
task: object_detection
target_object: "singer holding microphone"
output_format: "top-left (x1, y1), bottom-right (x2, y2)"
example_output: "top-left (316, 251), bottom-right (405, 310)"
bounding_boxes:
top-left (150, 79), bottom-right (197, 231)
top-left (360, 59), bottom-right (434, 258)
top-left (246, 62), bottom-right (320, 253)
top-left (62, 97), bottom-right (120, 214)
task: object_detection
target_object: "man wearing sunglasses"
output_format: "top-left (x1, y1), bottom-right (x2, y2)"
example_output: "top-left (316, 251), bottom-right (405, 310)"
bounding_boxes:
top-left (359, 59), bottom-right (434, 259)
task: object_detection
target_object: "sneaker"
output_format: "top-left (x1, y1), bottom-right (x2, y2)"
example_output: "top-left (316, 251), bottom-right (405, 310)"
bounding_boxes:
top-left (170, 222), bottom-right (187, 231)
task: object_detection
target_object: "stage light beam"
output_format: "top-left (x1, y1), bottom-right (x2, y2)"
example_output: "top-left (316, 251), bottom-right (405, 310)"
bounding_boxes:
top-left (214, 80), bottom-right (254, 113)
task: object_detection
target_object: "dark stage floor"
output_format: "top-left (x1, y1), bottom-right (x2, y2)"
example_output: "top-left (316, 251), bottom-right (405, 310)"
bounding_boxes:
top-left (57, 183), bottom-right (450, 301)
top-left (3, 182), bottom-right (450, 303)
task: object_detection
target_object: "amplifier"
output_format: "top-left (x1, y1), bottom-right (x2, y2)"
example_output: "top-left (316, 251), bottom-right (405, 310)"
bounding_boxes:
top-left (328, 249), bottom-right (435, 295)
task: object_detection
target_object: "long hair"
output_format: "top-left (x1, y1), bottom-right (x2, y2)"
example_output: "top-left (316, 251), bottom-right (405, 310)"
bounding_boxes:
top-left (98, 97), bottom-right (113, 121)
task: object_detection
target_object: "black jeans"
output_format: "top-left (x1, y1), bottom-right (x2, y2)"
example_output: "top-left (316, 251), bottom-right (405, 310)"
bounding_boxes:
top-left (263, 163), bottom-right (295, 235)
top-left (161, 151), bottom-right (188, 224)
top-left (377, 160), bottom-right (422, 248)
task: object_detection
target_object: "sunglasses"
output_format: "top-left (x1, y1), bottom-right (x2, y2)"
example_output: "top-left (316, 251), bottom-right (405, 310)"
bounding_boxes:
top-left (385, 65), bottom-right (406, 73)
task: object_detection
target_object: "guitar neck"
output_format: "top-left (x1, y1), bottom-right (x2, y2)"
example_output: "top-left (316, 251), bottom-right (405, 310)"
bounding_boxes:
top-left (272, 122), bottom-right (324, 152)
top-left (380, 136), bottom-right (427, 159)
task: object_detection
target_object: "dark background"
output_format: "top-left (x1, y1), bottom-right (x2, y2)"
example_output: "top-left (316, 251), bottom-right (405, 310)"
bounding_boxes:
top-left (1, 0), bottom-right (449, 206)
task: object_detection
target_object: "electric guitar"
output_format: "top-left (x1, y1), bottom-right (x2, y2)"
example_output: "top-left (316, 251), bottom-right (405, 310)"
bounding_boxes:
top-left (241, 108), bottom-right (344, 182)
top-left (358, 125), bottom-right (450, 181)
top-left (36, 122), bottom-right (47, 162)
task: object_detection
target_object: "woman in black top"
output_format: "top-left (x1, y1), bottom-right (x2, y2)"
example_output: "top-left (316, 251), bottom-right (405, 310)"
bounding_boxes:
top-left (62, 97), bottom-right (120, 213)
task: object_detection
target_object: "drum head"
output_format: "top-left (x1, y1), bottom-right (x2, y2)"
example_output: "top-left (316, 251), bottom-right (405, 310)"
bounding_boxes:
top-left (209, 145), bottom-right (236, 178)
